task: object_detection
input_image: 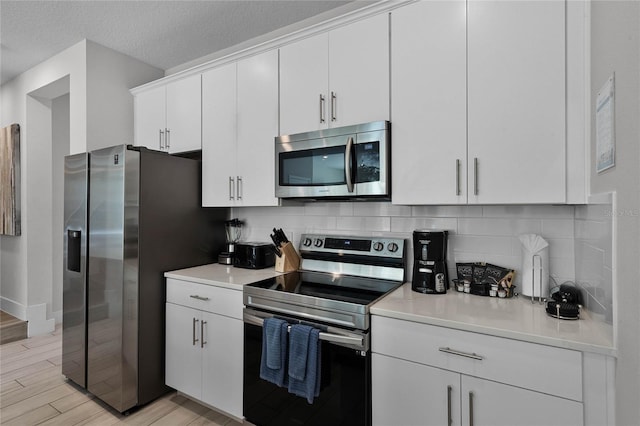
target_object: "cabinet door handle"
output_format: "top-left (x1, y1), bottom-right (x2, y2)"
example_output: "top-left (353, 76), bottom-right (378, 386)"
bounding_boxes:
top-left (439, 347), bottom-right (484, 361)
top-left (319, 94), bottom-right (326, 123)
top-left (192, 318), bottom-right (199, 346)
top-left (189, 295), bottom-right (210, 301)
top-left (469, 391), bottom-right (474, 426)
top-left (455, 159), bottom-right (461, 196)
top-left (447, 385), bottom-right (453, 426)
top-left (166, 128), bottom-right (170, 150)
top-left (331, 91), bottom-right (337, 122)
top-left (237, 176), bottom-right (242, 200)
top-left (200, 320), bottom-right (207, 348)
top-left (229, 176), bottom-right (235, 200)
top-left (159, 129), bottom-right (165, 150)
top-left (473, 157), bottom-right (479, 196)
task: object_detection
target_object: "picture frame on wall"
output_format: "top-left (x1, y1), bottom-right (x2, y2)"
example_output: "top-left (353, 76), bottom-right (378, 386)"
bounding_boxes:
top-left (1, 123), bottom-right (21, 236)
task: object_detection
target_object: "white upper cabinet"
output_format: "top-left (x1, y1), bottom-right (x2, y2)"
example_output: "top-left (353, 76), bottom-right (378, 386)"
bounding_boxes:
top-left (467, 0), bottom-right (566, 204)
top-left (165, 75), bottom-right (202, 154)
top-left (202, 62), bottom-right (237, 207)
top-left (202, 50), bottom-right (279, 207)
top-left (280, 13), bottom-right (389, 136)
top-left (391, 0), bottom-right (467, 205)
top-left (134, 73), bottom-right (201, 154)
top-left (392, 0), bottom-right (575, 205)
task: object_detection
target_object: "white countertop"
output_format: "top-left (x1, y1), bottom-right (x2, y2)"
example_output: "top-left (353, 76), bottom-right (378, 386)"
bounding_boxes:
top-left (371, 283), bottom-right (616, 356)
top-left (164, 263), bottom-right (284, 291)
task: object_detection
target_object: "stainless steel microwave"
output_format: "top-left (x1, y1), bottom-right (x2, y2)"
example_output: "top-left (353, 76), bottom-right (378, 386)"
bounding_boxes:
top-left (275, 121), bottom-right (390, 199)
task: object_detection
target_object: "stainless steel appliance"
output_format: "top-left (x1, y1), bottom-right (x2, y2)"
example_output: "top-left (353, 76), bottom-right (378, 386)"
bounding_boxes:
top-left (275, 121), bottom-right (390, 200)
top-left (412, 230), bottom-right (449, 294)
top-left (243, 233), bottom-right (405, 425)
top-left (62, 145), bottom-right (227, 413)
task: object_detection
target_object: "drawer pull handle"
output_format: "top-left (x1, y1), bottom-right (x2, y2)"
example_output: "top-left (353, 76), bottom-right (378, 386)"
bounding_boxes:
top-left (439, 347), bottom-right (484, 361)
top-left (190, 295), bottom-right (210, 301)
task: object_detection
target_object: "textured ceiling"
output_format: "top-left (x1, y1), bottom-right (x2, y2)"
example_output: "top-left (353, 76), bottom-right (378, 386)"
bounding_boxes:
top-left (0, 0), bottom-right (361, 85)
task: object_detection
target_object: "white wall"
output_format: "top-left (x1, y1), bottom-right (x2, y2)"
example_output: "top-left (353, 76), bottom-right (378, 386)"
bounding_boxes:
top-left (590, 1), bottom-right (640, 424)
top-left (0, 41), bottom-right (87, 327)
top-left (0, 40), bottom-right (162, 335)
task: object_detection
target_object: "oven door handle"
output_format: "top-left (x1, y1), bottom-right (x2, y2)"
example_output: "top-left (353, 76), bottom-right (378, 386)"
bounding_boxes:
top-left (243, 311), bottom-right (366, 350)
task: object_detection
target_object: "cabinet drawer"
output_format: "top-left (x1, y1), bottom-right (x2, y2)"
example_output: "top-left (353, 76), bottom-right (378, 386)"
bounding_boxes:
top-left (372, 316), bottom-right (582, 401)
top-left (166, 278), bottom-right (243, 319)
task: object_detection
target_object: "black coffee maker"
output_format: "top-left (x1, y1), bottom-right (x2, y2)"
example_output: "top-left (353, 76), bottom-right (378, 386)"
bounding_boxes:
top-left (412, 230), bottom-right (449, 294)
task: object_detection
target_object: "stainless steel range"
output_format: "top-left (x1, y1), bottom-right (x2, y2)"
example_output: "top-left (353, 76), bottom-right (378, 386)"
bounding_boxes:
top-left (242, 233), bottom-right (406, 426)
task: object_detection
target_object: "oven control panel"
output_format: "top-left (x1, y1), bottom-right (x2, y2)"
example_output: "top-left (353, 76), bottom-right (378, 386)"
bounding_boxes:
top-left (300, 234), bottom-right (405, 258)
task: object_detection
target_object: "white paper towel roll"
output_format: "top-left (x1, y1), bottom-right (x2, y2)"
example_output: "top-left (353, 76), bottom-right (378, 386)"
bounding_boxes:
top-left (519, 234), bottom-right (550, 299)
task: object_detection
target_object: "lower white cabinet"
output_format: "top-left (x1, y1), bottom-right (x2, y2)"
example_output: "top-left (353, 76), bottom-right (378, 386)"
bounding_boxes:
top-left (373, 354), bottom-right (582, 426)
top-left (372, 315), bottom-right (587, 426)
top-left (165, 279), bottom-right (243, 419)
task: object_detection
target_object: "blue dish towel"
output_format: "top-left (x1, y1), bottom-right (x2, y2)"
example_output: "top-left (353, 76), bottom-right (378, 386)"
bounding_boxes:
top-left (287, 324), bottom-right (321, 404)
top-left (260, 318), bottom-right (289, 387)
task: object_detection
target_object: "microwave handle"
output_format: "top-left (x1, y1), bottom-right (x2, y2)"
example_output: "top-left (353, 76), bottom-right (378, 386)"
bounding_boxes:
top-left (345, 137), bottom-right (355, 193)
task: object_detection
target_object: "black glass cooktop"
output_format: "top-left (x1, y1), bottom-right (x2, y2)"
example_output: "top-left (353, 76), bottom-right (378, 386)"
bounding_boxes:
top-left (247, 271), bottom-right (400, 306)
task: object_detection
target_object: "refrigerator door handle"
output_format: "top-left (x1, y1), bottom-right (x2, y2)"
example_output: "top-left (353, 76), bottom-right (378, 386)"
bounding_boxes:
top-left (67, 230), bottom-right (82, 272)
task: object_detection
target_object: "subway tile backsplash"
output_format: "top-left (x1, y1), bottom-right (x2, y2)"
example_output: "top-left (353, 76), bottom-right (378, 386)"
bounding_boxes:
top-left (233, 202), bottom-right (577, 291)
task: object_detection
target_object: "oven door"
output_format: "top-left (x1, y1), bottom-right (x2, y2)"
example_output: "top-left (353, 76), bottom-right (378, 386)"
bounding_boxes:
top-left (275, 121), bottom-right (389, 199)
top-left (243, 308), bottom-right (371, 426)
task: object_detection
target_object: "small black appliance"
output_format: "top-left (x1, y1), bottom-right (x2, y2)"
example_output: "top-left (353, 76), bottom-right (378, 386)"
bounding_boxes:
top-left (545, 283), bottom-right (583, 319)
top-left (234, 242), bottom-right (276, 269)
top-left (412, 230), bottom-right (448, 294)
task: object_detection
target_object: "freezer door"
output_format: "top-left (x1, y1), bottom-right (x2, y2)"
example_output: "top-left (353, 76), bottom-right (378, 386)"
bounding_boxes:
top-left (87, 145), bottom-right (140, 412)
top-left (62, 152), bottom-right (89, 388)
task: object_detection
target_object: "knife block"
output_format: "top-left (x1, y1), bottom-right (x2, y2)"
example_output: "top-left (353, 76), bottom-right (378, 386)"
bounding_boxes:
top-left (275, 242), bottom-right (300, 273)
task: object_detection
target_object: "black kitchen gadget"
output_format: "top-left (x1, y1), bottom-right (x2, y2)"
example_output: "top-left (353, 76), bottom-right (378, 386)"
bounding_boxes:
top-left (546, 283), bottom-right (582, 319)
top-left (234, 242), bottom-right (276, 269)
top-left (412, 230), bottom-right (449, 294)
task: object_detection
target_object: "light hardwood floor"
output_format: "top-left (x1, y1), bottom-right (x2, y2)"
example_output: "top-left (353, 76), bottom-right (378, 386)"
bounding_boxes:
top-left (0, 326), bottom-right (244, 425)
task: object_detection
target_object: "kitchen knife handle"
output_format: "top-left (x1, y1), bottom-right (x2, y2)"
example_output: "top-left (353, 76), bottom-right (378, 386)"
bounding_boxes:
top-left (229, 176), bottom-right (235, 201)
top-left (469, 391), bottom-right (474, 426)
top-left (331, 91), bottom-right (337, 121)
top-left (455, 159), bottom-right (461, 196)
top-left (200, 320), bottom-right (207, 348)
top-left (319, 94), bottom-right (326, 123)
top-left (192, 318), bottom-right (199, 346)
top-left (447, 385), bottom-right (453, 426)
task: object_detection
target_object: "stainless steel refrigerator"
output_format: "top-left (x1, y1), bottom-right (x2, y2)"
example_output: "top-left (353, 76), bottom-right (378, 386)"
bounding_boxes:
top-left (62, 145), bottom-right (227, 413)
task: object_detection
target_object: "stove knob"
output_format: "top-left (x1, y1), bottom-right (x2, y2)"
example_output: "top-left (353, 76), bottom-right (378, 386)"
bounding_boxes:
top-left (314, 238), bottom-right (323, 247)
top-left (373, 242), bottom-right (384, 251)
top-left (303, 238), bottom-right (312, 247)
top-left (387, 242), bottom-right (399, 253)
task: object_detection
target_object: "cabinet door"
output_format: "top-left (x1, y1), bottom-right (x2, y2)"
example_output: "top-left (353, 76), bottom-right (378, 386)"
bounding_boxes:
top-left (329, 13), bottom-right (390, 128)
top-left (202, 63), bottom-right (238, 207)
top-left (166, 74), bottom-right (202, 153)
top-left (372, 354), bottom-right (460, 426)
top-left (201, 312), bottom-right (244, 419)
top-left (467, 0), bottom-right (566, 204)
top-left (165, 303), bottom-right (202, 400)
top-left (461, 376), bottom-right (583, 426)
top-left (390, 0), bottom-right (467, 205)
top-left (279, 32), bottom-right (329, 135)
top-left (134, 86), bottom-right (165, 150)
top-left (236, 50), bottom-right (279, 206)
